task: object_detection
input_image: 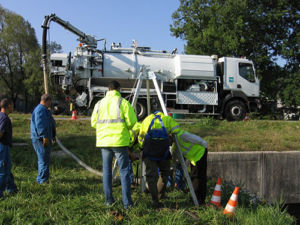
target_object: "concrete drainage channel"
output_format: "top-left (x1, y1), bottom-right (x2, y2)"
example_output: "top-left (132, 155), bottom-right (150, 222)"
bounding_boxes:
top-left (207, 151), bottom-right (300, 224)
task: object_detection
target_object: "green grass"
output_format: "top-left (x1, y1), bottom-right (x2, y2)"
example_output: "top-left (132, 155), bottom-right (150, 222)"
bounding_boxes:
top-left (0, 114), bottom-right (296, 224)
top-left (180, 117), bottom-right (300, 152)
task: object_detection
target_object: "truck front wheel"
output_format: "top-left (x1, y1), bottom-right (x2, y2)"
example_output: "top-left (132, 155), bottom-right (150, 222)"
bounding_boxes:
top-left (225, 100), bottom-right (246, 121)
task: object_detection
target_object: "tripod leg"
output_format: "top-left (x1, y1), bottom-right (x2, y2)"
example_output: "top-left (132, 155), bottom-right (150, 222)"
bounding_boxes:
top-left (112, 158), bottom-right (118, 182)
top-left (132, 76), bottom-right (143, 109)
top-left (146, 80), bottom-right (151, 115)
top-left (140, 157), bottom-right (147, 192)
top-left (149, 71), bottom-right (199, 206)
top-left (173, 135), bottom-right (199, 206)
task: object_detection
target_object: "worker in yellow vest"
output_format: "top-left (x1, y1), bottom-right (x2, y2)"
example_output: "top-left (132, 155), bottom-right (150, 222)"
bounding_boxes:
top-left (173, 130), bottom-right (207, 204)
top-left (91, 80), bottom-right (137, 209)
top-left (138, 111), bottom-right (180, 208)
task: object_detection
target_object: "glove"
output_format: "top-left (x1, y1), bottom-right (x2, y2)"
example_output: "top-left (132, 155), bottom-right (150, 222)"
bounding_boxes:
top-left (128, 151), bottom-right (137, 161)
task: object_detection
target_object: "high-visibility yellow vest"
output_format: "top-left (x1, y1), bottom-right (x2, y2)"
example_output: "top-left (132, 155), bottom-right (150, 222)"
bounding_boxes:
top-left (129, 122), bottom-right (141, 148)
top-left (176, 130), bottom-right (206, 166)
top-left (91, 90), bottom-right (137, 147)
top-left (138, 112), bottom-right (180, 148)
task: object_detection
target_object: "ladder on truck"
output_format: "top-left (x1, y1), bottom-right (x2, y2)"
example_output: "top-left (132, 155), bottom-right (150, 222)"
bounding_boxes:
top-left (130, 66), bottom-right (200, 206)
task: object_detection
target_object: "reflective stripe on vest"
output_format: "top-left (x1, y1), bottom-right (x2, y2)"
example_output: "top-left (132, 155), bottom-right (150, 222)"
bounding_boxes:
top-left (179, 141), bottom-right (194, 156)
top-left (170, 125), bottom-right (180, 133)
top-left (97, 97), bottom-right (125, 124)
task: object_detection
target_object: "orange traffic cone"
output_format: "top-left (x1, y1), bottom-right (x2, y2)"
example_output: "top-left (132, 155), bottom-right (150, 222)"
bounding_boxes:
top-left (224, 187), bottom-right (239, 217)
top-left (71, 110), bottom-right (78, 120)
top-left (244, 113), bottom-right (249, 121)
top-left (209, 177), bottom-right (222, 208)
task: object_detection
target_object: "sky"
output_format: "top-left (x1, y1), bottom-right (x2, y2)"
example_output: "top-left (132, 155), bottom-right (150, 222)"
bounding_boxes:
top-left (0, 0), bottom-right (186, 54)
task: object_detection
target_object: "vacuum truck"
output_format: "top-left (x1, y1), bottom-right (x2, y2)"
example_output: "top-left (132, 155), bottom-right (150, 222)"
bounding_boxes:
top-left (42, 14), bottom-right (260, 121)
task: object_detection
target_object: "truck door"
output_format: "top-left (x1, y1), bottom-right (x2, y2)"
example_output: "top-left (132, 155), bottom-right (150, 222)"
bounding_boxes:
top-left (223, 58), bottom-right (259, 97)
top-left (236, 61), bottom-right (259, 97)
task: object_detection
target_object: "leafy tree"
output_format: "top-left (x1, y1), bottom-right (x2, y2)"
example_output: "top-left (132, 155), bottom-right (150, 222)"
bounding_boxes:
top-left (23, 49), bottom-right (44, 107)
top-left (170, 0), bottom-right (299, 103)
top-left (48, 41), bottom-right (62, 54)
top-left (0, 5), bottom-right (40, 111)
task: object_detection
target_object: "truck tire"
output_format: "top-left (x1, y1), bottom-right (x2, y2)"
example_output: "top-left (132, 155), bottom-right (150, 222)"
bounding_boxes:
top-left (86, 98), bottom-right (101, 116)
top-left (225, 100), bottom-right (246, 121)
top-left (52, 103), bottom-right (64, 115)
top-left (136, 100), bottom-right (147, 121)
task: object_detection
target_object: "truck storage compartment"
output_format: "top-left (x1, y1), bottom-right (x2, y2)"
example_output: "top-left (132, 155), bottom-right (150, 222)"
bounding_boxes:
top-left (174, 55), bottom-right (215, 79)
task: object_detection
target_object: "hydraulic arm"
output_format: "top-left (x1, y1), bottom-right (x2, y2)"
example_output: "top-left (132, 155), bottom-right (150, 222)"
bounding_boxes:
top-left (41, 13), bottom-right (98, 93)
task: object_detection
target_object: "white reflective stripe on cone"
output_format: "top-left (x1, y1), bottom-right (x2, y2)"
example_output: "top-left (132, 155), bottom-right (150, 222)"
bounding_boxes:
top-left (230, 193), bottom-right (238, 201)
top-left (225, 204), bottom-right (236, 212)
top-left (215, 184), bottom-right (221, 191)
top-left (211, 195), bottom-right (221, 202)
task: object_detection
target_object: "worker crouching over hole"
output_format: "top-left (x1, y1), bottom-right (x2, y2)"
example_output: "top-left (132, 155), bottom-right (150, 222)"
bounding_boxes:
top-left (138, 111), bottom-right (180, 208)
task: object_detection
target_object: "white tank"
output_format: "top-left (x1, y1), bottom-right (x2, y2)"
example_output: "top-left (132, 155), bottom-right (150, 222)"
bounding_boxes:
top-left (102, 51), bottom-right (216, 81)
top-left (51, 47), bottom-right (217, 81)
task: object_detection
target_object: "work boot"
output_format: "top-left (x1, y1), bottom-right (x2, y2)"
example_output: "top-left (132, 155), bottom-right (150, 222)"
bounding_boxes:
top-left (7, 188), bottom-right (18, 196)
top-left (159, 192), bottom-right (168, 200)
top-left (152, 200), bottom-right (163, 209)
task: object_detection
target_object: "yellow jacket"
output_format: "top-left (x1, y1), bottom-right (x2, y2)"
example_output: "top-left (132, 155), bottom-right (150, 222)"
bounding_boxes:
top-left (175, 130), bottom-right (206, 166)
top-left (129, 122), bottom-right (141, 153)
top-left (138, 112), bottom-right (180, 148)
top-left (91, 90), bottom-right (137, 147)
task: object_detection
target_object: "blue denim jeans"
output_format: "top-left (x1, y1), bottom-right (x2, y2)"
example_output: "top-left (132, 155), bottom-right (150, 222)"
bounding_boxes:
top-left (128, 160), bottom-right (134, 185)
top-left (101, 147), bottom-right (133, 208)
top-left (0, 143), bottom-right (17, 198)
top-left (32, 139), bottom-right (51, 184)
top-left (175, 162), bottom-right (186, 190)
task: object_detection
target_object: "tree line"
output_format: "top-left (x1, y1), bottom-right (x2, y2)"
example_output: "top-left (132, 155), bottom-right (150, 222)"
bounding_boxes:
top-left (0, 2), bottom-right (299, 113)
top-left (0, 5), bottom-right (61, 112)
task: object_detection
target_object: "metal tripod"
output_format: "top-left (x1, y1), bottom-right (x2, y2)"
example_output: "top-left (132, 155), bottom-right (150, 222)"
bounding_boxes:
top-left (131, 66), bottom-right (200, 206)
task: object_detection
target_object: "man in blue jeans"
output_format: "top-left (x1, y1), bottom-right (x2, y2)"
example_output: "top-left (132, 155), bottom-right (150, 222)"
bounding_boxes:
top-left (0, 98), bottom-right (18, 199)
top-left (91, 81), bottom-right (137, 209)
top-left (31, 94), bottom-right (56, 184)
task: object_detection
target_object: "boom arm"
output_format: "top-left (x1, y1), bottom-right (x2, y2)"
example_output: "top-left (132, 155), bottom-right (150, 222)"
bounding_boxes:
top-left (41, 13), bottom-right (98, 93)
top-left (42, 13), bottom-right (97, 58)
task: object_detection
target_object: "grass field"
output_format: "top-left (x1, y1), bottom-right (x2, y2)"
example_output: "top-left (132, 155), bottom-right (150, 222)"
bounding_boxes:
top-left (0, 114), bottom-right (297, 224)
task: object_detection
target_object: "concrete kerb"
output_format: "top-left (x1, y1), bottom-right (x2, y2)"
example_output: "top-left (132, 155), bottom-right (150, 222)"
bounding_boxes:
top-left (207, 151), bottom-right (300, 204)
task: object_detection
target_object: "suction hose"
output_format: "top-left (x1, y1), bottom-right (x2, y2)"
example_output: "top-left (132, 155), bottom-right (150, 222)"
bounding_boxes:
top-left (56, 137), bottom-right (103, 177)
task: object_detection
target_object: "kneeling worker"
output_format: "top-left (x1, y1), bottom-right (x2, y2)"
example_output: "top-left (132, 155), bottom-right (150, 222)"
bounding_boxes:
top-left (138, 111), bottom-right (180, 208)
top-left (173, 130), bottom-right (208, 205)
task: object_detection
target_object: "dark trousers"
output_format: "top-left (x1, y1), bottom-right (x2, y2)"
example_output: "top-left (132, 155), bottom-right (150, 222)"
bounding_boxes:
top-left (190, 148), bottom-right (207, 204)
top-left (144, 157), bottom-right (170, 202)
top-left (0, 144), bottom-right (17, 198)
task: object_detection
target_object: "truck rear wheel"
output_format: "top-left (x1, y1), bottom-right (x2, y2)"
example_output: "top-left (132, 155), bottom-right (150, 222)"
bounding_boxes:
top-left (225, 100), bottom-right (246, 121)
top-left (136, 100), bottom-right (147, 121)
top-left (87, 98), bottom-right (101, 116)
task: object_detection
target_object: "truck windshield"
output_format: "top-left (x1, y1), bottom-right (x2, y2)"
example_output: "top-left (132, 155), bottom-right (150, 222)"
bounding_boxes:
top-left (239, 63), bottom-right (255, 82)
